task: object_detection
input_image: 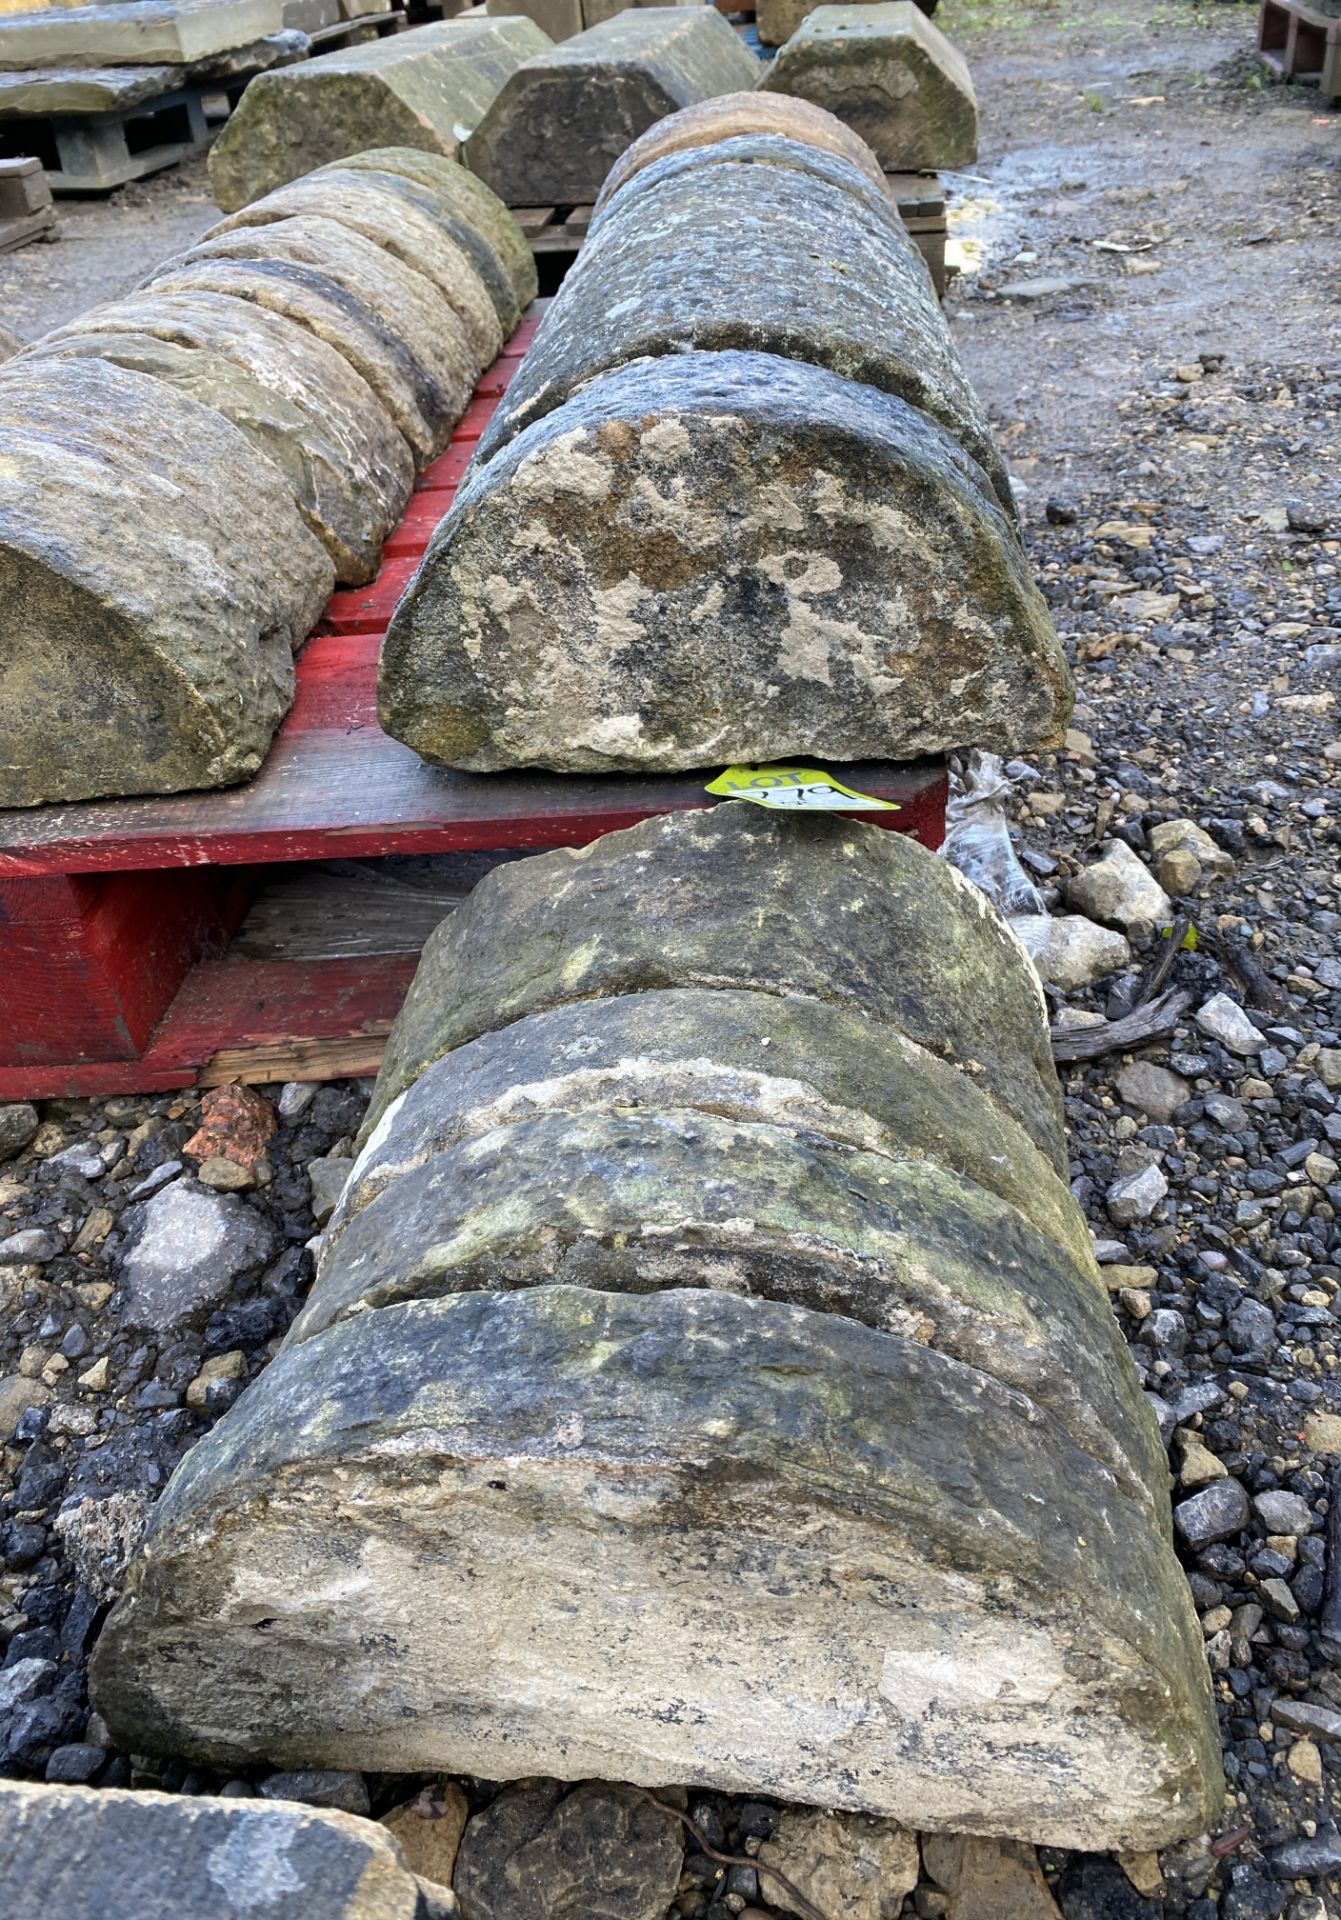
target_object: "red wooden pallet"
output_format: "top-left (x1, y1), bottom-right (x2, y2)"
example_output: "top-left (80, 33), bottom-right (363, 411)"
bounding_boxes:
top-left (0, 309), bottom-right (948, 1099)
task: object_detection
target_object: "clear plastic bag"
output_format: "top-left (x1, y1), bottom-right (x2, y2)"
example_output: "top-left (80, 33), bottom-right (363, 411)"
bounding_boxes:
top-left (940, 749), bottom-right (1046, 919)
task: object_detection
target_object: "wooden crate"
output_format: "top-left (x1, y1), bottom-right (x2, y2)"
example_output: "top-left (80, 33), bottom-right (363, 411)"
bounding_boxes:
top-left (0, 309), bottom-right (948, 1099)
top-left (1259, 0), bottom-right (1341, 101)
top-left (0, 154), bottom-right (54, 253)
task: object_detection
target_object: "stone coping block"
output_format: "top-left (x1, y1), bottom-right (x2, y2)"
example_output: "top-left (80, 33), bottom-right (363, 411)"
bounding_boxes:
top-left (463, 6), bottom-right (761, 206)
top-left (207, 15), bottom-right (551, 213)
top-left (473, 134), bottom-right (1013, 515)
top-left (364, 804), bottom-right (1068, 1169)
top-left (0, 1780), bottom-right (445, 1920)
top-left (0, 0), bottom-right (282, 71)
top-left (379, 351), bottom-right (1070, 777)
top-left (0, 357), bottom-right (332, 809)
top-left (90, 1284), bottom-right (1222, 1851)
top-left (760, 1), bottom-right (978, 171)
top-left (593, 87), bottom-right (887, 207)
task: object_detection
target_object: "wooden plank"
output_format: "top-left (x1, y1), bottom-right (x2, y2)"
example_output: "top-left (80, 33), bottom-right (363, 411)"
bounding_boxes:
top-left (200, 1032), bottom-right (392, 1086)
top-left (0, 729), bottom-right (950, 875)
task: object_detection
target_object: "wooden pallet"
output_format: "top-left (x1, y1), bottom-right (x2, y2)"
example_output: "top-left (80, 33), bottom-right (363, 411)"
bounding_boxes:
top-left (0, 82), bottom-right (211, 191)
top-left (1259, 0), bottom-right (1341, 101)
top-left (0, 154), bottom-right (54, 251)
top-left (307, 8), bottom-right (406, 52)
top-left (0, 307), bottom-right (948, 1100)
top-left (515, 173), bottom-right (949, 296)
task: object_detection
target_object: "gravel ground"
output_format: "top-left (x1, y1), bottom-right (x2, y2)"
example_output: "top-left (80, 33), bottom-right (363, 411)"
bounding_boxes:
top-left (3, 0), bottom-right (1341, 1915)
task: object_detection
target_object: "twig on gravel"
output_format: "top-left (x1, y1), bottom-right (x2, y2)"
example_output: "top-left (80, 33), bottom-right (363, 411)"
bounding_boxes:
top-left (1197, 925), bottom-right (1284, 1014)
top-left (1317, 1462), bottom-right (1341, 1661)
top-left (1135, 913), bottom-right (1192, 1008)
top-left (639, 1792), bottom-right (830, 1920)
top-left (1050, 987), bottom-right (1192, 1064)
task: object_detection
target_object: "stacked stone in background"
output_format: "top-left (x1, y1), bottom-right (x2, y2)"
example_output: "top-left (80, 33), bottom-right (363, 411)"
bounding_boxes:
top-left (463, 7), bottom-right (762, 206)
top-left (1, 151), bottom-right (535, 808)
top-left (90, 804), bottom-right (1222, 1850)
top-left (0, 0), bottom-right (284, 68)
top-left (483, 0), bottom-right (702, 48)
top-left (379, 99), bottom-right (1067, 774)
top-left (207, 15), bottom-right (551, 212)
top-left (760, 0), bottom-right (978, 167)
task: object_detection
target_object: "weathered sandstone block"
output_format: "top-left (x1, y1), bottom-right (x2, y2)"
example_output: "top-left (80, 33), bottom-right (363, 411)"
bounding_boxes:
top-left (203, 172), bottom-right (504, 367)
top-left (207, 15), bottom-right (551, 213)
top-left (464, 7), bottom-right (761, 206)
top-left (484, 0), bottom-right (581, 43)
top-left (148, 216), bottom-right (479, 460)
top-left (0, 1780), bottom-right (445, 1920)
top-left (365, 806), bottom-right (1066, 1166)
top-left (145, 255), bottom-right (445, 466)
top-left (21, 330), bottom-right (394, 588)
top-left (32, 287), bottom-right (414, 584)
top-left (333, 147), bottom-right (537, 331)
top-left (0, 0), bottom-right (281, 70)
top-left (761, 1), bottom-right (978, 170)
top-left (295, 1102), bottom-right (1163, 1514)
top-left (473, 136), bottom-right (1012, 511)
top-left (593, 87), bottom-right (887, 206)
top-left (0, 358), bottom-right (332, 809)
top-left (334, 986), bottom-right (1089, 1265)
top-left (380, 351), bottom-right (1069, 775)
top-left (91, 1284), bottom-right (1221, 1850)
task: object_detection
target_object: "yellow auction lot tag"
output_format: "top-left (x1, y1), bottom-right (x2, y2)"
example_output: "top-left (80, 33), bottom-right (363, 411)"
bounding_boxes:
top-left (706, 765), bottom-right (899, 812)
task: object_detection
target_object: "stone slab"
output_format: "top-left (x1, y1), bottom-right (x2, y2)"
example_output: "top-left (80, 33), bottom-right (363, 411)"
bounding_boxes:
top-left (0, 0), bottom-right (283, 72)
top-left (760, 0), bottom-right (978, 171)
top-left (484, 0), bottom-right (581, 44)
top-left (464, 6), bottom-right (762, 206)
top-left (207, 15), bottom-right (551, 213)
top-left (38, 285), bottom-right (413, 584)
top-left (474, 136), bottom-right (1013, 514)
top-left (379, 350), bottom-right (1070, 777)
top-left (365, 804), bottom-right (1068, 1170)
top-left (0, 357), bottom-right (332, 809)
top-left (593, 87), bottom-right (888, 207)
top-left (90, 1284), bottom-right (1222, 1851)
top-left (0, 1780), bottom-right (438, 1920)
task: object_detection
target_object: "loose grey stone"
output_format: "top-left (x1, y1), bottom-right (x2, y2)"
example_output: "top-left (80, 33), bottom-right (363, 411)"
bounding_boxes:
top-left (278, 1081), bottom-right (318, 1123)
top-left (1064, 840), bottom-right (1172, 934)
top-left (0, 0), bottom-right (282, 72)
top-left (0, 1228), bottom-right (62, 1263)
top-left (118, 1179), bottom-right (280, 1331)
top-left (365, 804), bottom-right (1068, 1169)
top-left (0, 1375), bottom-right (50, 1442)
top-left (464, 7), bottom-right (761, 205)
top-left (756, 1808), bottom-right (919, 1918)
top-left (1272, 1699), bottom-right (1341, 1743)
top-left (208, 16), bottom-right (551, 213)
top-left (1173, 1477), bottom-right (1250, 1548)
top-left (1195, 992), bottom-right (1264, 1055)
top-left (760, 2), bottom-right (977, 167)
top-left (0, 357), bottom-right (332, 809)
top-left (1012, 913), bottom-right (1132, 991)
top-left (380, 351), bottom-right (1071, 776)
top-left (471, 133), bottom-right (1015, 516)
top-left (1253, 1489), bottom-right (1314, 1536)
top-left (307, 1156), bottom-right (350, 1227)
top-left (0, 1660), bottom-right (57, 1714)
top-left (0, 1779), bottom-right (439, 1920)
top-left (454, 1780), bottom-right (682, 1920)
top-left (259, 1769), bottom-right (371, 1816)
top-left (0, 1103), bottom-right (39, 1160)
top-left (1106, 1162), bottom-right (1169, 1227)
top-left (1114, 1061), bottom-right (1190, 1124)
top-left (91, 1285), bottom-right (1221, 1852)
